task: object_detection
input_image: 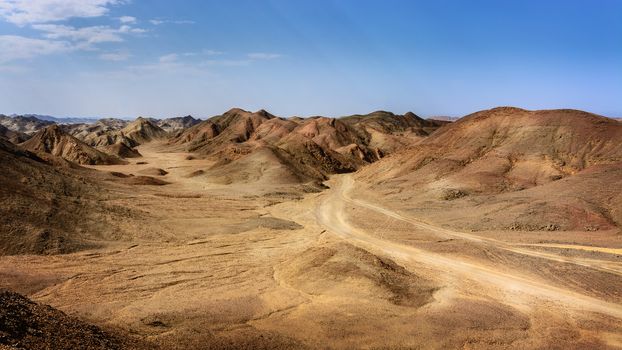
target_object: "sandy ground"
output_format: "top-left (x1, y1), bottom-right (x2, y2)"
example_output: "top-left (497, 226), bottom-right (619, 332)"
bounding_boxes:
top-left (2, 142), bottom-right (622, 349)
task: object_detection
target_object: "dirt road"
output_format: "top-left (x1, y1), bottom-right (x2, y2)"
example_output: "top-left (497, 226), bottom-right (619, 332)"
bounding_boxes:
top-left (315, 174), bottom-right (622, 319)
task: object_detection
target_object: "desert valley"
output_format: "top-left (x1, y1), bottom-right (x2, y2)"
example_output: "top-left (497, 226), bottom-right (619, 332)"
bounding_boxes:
top-left (1, 107), bottom-right (621, 349)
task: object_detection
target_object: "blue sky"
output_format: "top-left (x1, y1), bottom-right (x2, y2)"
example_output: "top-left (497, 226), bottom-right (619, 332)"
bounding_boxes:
top-left (0, 0), bottom-right (620, 119)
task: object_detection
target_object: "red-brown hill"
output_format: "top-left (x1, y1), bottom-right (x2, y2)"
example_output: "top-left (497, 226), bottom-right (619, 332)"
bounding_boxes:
top-left (171, 108), bottom-right (445, 185)
top-left (356, 107), bottom-right (622, 232)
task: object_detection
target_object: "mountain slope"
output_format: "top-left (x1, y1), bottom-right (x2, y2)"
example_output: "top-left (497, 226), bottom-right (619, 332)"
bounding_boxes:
top-left (66, 117), bottom-right (167, 148)
top-left (99, 142), bottom-right (142, 158)
top-left (120, 117), bottom-right (168, 145)
top-left (172, 108), bottom-right (446, 185)
top-left (0, 138), bottom-right (135, 255)
top-left (0, 124), bottom-right (29, 143)
top-left (63, 119), bottom-right (133, 147)
top-left (356, 107), bottom-right (622, 232)
top-left (340, 111), bottom-right (446, 157)
top-left (360, 107), bottom-right (622, 193)
top-left (20, 125), bottom-right (124, 165)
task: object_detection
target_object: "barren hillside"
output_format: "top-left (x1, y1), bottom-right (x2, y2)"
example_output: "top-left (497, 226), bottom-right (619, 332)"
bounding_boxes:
top-left (0, 138), bottom-right (141, 255)
top-left (171, 108), bottom-right (446, 185)
top-left (0, 125), bottom-right (28, 144)
top-left (20, 125), bottom-right (124, 165)
top-left (356, 107), bottom-right (622, 232)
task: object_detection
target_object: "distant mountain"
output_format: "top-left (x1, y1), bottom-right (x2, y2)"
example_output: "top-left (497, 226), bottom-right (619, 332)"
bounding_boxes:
top-left (0, 115), bottom-right (54, 134)
top-left (62, 119), bottom-right (133, 147)
top-left (157, 115), bottom-right (201, 132)
top-left (129, 115), bottom-right (202, 132)
top-left (64, 117), bottom-right (168, 150)
top-left (10, 114), bottom-right (100, 124)
top-left (426, 116), bottom-right (461, 122)
top-left (340, 111), bottom-right (446, 157)
top-left (96, 118), bottom-right (130, 129)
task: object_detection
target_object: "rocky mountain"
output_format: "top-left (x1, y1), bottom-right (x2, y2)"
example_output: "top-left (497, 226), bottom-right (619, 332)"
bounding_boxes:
top-left (356, 107), bottom-right (622, 231)
top-left (11, 114), bottom-right (100, 124)
top-left (0, 124), bottom-right (29, 144)
top-left (94, 118), bottom-right (129, 129)
top-left (360, 107), bottom-right (622, 192)
top-left (20, 125), bottom-right (124, 165)
top-left (157, 115), bottom-right (200, 132)
top-left (426, 116), bottom-right (461, 122)
top-left (119, 117), bottom-right (168, 145)
top-left (0, 115), bottom-right (54, 134)
top-left (63, 117), bottom-right (166, 157)
top-left (63, 119), bottom-right (136, 148)
top-left (340, 111), bottom-right (446, 156)
top-left (99, 142), bottom-right (142, 158)
top-left (171, 108), bottom-right (446, 185)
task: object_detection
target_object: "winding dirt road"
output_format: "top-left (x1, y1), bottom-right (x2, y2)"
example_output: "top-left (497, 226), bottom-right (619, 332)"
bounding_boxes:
top-left (315, 174), bottom-right (622, 319)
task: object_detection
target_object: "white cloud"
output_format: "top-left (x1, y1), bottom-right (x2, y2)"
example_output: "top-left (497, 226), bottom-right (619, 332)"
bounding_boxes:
top-left (119, 24), bottom-right (145, 33)
top-left (0, 0), bottom-right (123, 25)
top-left (124, 59), bottom-right (193, 75)
top-left (0, 35), bottom-right (70, 62)
top-left (33, 24), bottom-right (123, 44)
top-left (143, 51), bottom-right (277, 71)
top-left (117, 15), bottom-right (135, 24)
top-left (149, 18), bottom-right (194, 25)
top-left (99, 51), bottom-right (130, 61)
top-left (31, 23), bottom-right (146, 48)
top-left (171, 20), bottom-right (194, 24)
top-left (247, 52), bottom-right (281, 60)
top-left (0, 1), bottom-right (148, 64)
top-left (125, 52), bottom-right (247, 75)
top-left (176, 50), bottom-right (223, 57)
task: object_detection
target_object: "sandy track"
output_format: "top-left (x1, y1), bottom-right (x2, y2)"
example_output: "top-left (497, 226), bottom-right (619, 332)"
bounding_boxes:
top-left (315, 174), bottom-right (622, 319)
top-left (337, 176), bottom-right (622, 276)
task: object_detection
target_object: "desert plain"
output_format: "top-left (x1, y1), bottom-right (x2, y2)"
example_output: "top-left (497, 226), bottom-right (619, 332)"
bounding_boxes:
top-left (1, 107), bottom-right (621, 349)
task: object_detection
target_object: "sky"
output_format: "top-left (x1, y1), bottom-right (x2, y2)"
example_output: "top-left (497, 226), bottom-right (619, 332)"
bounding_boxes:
top-left (0, 0), bottom-right (621, 119)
